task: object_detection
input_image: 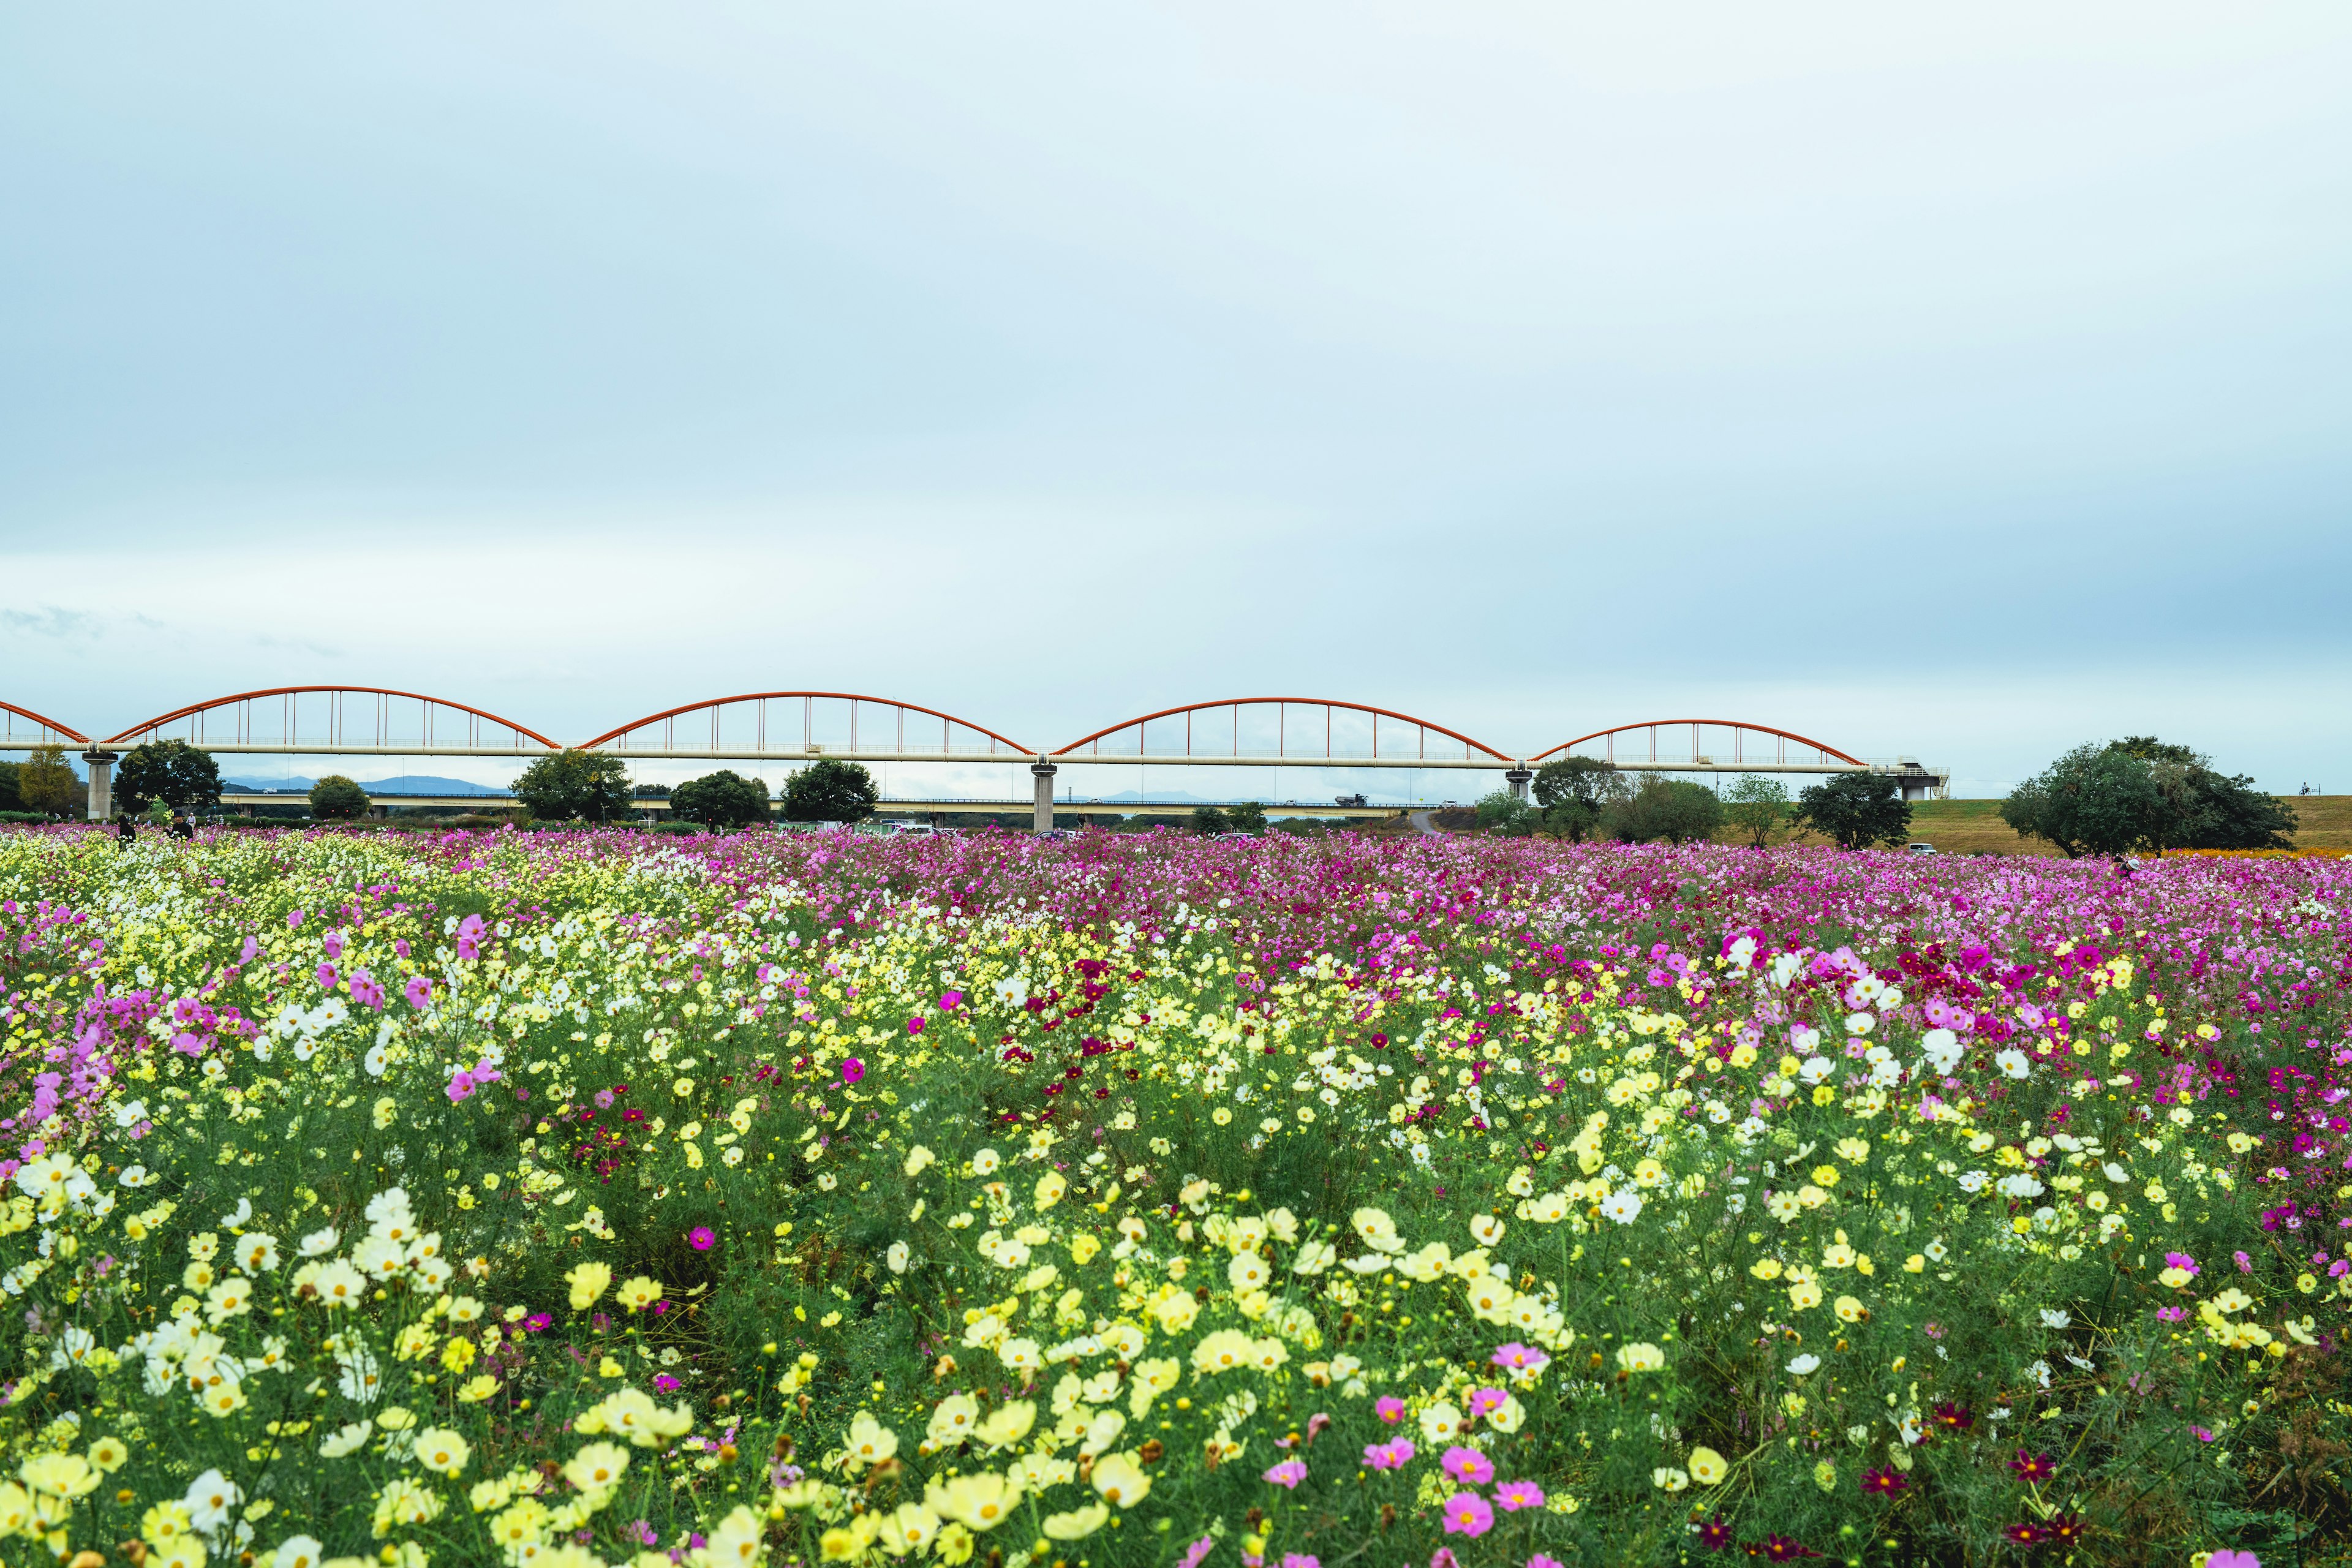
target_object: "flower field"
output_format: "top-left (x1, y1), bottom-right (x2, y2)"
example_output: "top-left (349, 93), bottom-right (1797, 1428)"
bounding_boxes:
top-left (0, 826), bottom-right (2348, 1568)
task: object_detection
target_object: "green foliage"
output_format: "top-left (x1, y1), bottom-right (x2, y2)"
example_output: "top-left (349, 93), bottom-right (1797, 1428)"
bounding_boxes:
top-left (17, 745), bottom-right (78, 816)
top-left (2005, 740), bottom-right (2297, 858)
top-left (115, 739), bottom-right (222, 815)
top-left (782, 758), bottom-right (878, 824)
top-left (308, 774), bottom-right (372, 820)
top-left (1532, 757), bottom-right (1627, 842)
top-left (511, 748), bottom-right (634, 823)
top-left (1189, 805), bottom-right (1231, 834)
top-left (670, 770), bottom-right (773, 829)
top-left (2113, 737), bottom-right (2297, 851)
top-left (1225, 801), bottom-right (1268, 834)
top-left (1474, 789), bottom-right (1536, 835)
top-left (0, 760), bottom-right (18, 813)
top-left (2003, 745), bottom-right (2168, 858)
top-left (1796, 771), bottom-right (1913, 851)
top-left (1605, 776), bottom-right (1725, 845)
top-left (1722, 774), bottom-right (1792, 848)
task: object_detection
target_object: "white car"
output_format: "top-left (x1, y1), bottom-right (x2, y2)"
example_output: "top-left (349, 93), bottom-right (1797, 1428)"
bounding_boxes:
top-left (1907, 842), bottom-right (1937, 855)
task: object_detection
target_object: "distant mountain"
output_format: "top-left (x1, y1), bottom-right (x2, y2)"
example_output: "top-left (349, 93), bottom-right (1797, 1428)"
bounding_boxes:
top-left (222, 774), bottom-right (510, 797)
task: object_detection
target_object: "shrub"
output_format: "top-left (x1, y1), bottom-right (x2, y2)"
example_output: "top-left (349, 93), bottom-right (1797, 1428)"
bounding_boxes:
top-left (309, 774), bottom-right (372, 820)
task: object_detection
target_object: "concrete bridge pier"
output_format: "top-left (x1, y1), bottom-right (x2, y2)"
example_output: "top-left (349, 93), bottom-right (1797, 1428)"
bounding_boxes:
top-left (1030, 761), bottom-right (1057, 834)
top-left (81, 748), bottom-right (119, 821)
top-left (1506, 764), bottom-right (1534, 802)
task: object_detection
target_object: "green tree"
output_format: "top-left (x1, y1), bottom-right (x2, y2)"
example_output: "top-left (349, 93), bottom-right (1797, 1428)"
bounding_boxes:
top-left (1722, 774), bottom-right (1791, 849)
top-left (1475, 790), bottom-right (1536, 835)
top-left (1189, 805), bottom-right (1232, 834)
top-left (512, 749), bottom-right (634, 823)
top-left (309, 775), bottom-right (371, 821)
top-left (1795, 772), bottom-right (1912, 851)
top-left (1532, 757), bottom-right (1627, 842)
top-left (782, 759), bottom-right (878, 824)
top-left (2004, 739), bottom-right (2293, 858)
top-left (116, 739), bottom-right (222, 815)
top-left (2109, 736), bottom-right (2296, 851)
top-left (1226, 801), bottom-right (1268, 834)
top-left (2002, 745), bottom-right (2166, 858)
top-left (1604, 777), bottom-right (1724, 845)
top-left (671, 771), bottom-right (772, 829)
top-left (0, 760), bottom-right (19, 812)
top-left (18, 745), bottom-right (78, 816)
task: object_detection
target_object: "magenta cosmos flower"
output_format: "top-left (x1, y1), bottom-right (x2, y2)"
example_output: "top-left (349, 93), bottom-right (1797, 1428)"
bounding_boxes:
top-left (1375, 1396), bottom-right (1406, 1423)
top-left (1440, 1447), bottom-right (1494, 1485)
top-left (1261, 1460), bottom-right (1306, 1489)
top-left (841, 1058), bottom-right (865, 1085)
top-left (1440, 1493), bottom-right (1494, 1538)
top-left (688, 1227), bottom-right (716, 1251)
top-left (1494, 1480), bottom-right (1545, 1511)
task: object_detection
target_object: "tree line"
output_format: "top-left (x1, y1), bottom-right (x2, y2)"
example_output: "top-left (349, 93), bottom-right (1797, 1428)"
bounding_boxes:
top-left (1474, 758), bottom-right (1917, 850)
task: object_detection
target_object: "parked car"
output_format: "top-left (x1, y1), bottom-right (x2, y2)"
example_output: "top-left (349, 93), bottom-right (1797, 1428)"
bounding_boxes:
top-left (1907, 842), bottom-right (1937, 855)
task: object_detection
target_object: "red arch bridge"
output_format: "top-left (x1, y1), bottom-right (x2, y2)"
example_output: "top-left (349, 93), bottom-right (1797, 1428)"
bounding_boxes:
top-left (9, 689), bottom-right (1947, 825)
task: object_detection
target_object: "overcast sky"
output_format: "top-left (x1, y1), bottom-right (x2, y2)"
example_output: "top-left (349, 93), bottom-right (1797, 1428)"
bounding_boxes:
top-left (4, 4), bottom-right (2348, 797)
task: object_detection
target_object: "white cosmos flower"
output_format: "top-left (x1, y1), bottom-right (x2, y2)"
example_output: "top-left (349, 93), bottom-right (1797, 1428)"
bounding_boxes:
top-left (1996, 1174), bottom-right (2046, 1199)
top-left (1844, 1012), bottom-right (1876, 1036)
top-left (363, 1044), bottom-right (389, 1077)
top-left (1787, 1353), bottom-right (1821, 1375)
top-left (1598, 1191), bottom-right (1643, 1225)
top-left (1995, 1049), bottom-right (2030, 1080)
top-left (1956, 1170), bottom-right (1990, 1193)
top-left (2038, 1309), bottom-right (2071, 1329)
top-left (297, 1226), bottom-right (339, 1257)
top-left (1920, 1030), bottom-right (1962, 1074)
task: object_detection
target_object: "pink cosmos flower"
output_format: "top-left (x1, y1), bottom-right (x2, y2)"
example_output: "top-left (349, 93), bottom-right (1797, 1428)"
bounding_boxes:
top-left (287, 909), bottom-right (304, 929)
top-left (1465, 1387), bottom-right (1507, 1417)
top-left (1491, 1343), bottom-right (1550, 1373)
top-left (1376, 1396), bottom-right (1406, 1424)
top-left (1440, 1447), bottom-right (1494, 1485)
top-left (1178, 1538), bottom-right (1214, 1568)
top-left (842, 1058), bottom-right (865, 1085)
top-left (240, 935), bottom-right (259, 963)
top-left (347, 969), bottom-right (385, 1009)
top-left (323, 931), bottom-right (344, 960)
top-left (315, 962), bottom-right (337, 989)
top-left (446, 1058), bottom-right (503, 1104)
top-left (1429, 1552), bottom-right (1461, 1568)
top-left (1441, 1493), bottom-right (1494, 1538)
top-left (2205, 1554), bottom-right (2260, 1568)
top-left (404, 975), bottom-right (434, 1009)
top-left (939, 990), bottom-right (964, 1011)
top-left (1262, 1460), bottom-right (1307, 1489)
top-left (1529, 1558), bottom-right (1565, 1568)
top-left (1494, 1480), bottom-right (1545, 1512)
top-left (1280, 1558), bottom-right (1317, 1568)
top-left (2165, 1251), bottom-right (2199, 1276)
top-left (689, 1226), bottom-right (716, 1251)
top-left (1363, 1439), bottom-right (1414, 1470)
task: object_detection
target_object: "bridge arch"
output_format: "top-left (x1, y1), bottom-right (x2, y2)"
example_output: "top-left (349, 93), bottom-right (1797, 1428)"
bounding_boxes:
top-left (582, 693), bottom-right (1030, 758)
top-left (1, 701), bottom-right (89, 748)
top-left (1529, 720), bottom-right (1861, 769)
top-left (1055, 698), bottom-right (1508, 763)
top-left (104, 687), bottom-right (557, 752)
